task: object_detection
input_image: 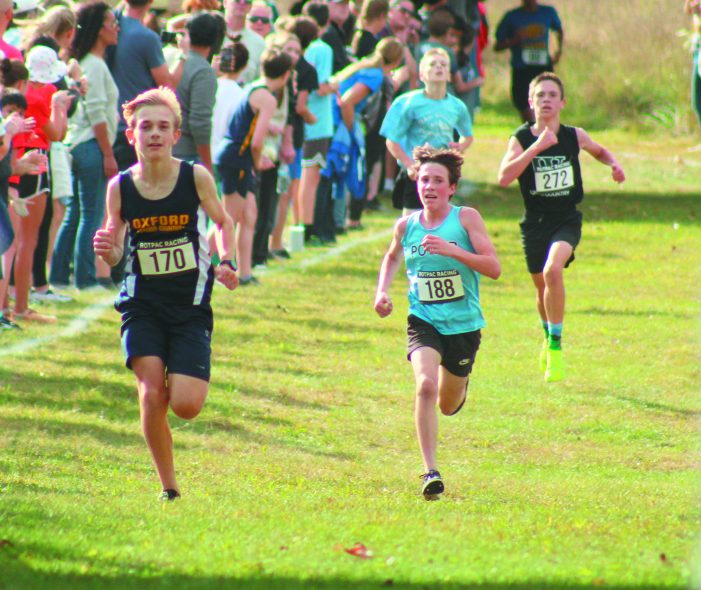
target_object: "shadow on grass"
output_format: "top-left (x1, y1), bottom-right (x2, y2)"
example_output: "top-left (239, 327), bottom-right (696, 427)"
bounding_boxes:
top-left (613, 395), bottom-right (701, 418)
top-left (570, 306), bottom-right (695, 320)
top-left (0, 414), bottom-right (143, 446)
top-left (460, 183), bottom-right (701, 225)
top-left (0, 559), bottom-right (686, 590)
top-left (0, 369), bottom-right (136, 417)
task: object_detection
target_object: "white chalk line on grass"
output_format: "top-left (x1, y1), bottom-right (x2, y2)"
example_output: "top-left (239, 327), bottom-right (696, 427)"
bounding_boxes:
top-left (0, 228), bottom-right (393, 359)
top-left (0, 297), bottom-right (115, 358)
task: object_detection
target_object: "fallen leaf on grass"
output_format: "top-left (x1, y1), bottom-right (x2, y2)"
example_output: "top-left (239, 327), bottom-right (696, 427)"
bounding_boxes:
top-left (0, 540), bottom-right (14, 549)
top-left (660, 553), bottom-right (670, 565)
top-left (344, 542), bottom-right (373, 559)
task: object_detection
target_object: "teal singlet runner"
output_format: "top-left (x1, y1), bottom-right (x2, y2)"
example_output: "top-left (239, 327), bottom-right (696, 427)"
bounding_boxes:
top-left (403, 205), bottom-right (485, 335)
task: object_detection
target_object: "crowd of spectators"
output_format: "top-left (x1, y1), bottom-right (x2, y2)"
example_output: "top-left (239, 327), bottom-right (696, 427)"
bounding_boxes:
top-left (0, 0), bottom-right (569, 328)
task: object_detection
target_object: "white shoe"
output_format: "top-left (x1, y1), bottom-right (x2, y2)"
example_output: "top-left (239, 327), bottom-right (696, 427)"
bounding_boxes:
top-left (30, 288), bottom-right (73, 303)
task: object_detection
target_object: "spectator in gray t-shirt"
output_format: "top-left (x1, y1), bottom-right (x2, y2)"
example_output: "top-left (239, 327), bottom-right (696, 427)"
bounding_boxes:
top-left (110, 0), bottom-right (177, 170)
top-left (173, 12), bottom-right (225, 174)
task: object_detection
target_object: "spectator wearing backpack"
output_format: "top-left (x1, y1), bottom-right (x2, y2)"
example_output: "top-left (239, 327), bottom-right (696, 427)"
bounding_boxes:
top-left (328, 36), bottom-right (403, 231)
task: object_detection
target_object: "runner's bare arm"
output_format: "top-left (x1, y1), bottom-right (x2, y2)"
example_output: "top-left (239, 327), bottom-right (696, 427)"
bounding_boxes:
top-left (575, 127), bottom-right (625, 183)
top-left (194, 164), bottom-right (238, 290)
top-left (420, 208), bottom-right (501, 279)
top-left (498, 129), bottom-right (557, 186)
top-left (249, 89), bottom-right (277, 170)
top-left (93, 176), bottom-right (127, 267)
top-left (374, 217), bottom-right (409, 317)
top-left (386, 139), bottom-right (414, 171)
top-left (552, 29), bottom-right (564, 65)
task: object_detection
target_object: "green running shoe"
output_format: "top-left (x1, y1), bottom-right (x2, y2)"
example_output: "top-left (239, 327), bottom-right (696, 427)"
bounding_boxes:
top-left (539, 339), bottom-right (548, 372)
top-left (545, 348), bottom-right (565, 383)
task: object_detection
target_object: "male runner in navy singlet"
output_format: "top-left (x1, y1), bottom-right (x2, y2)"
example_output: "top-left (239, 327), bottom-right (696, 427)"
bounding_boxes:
top-left (94, 87), bottom-right (238, 501)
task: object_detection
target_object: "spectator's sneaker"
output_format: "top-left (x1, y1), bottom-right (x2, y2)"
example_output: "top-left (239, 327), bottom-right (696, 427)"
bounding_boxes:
top-left (159, 489), bottom-right (181, 502)
top-left (539, 339), bottom-right (548, 372)
top-left (545, 348), bottom-right (565, 383)
top-left (14, 308), bottom-right (57, 324)
top-left (0, 315), bottom-right (21, 330)
top-left (270, 249), bottom-right (291, 260)
top-left (420, 470), bottom-right (444, 500)
top-left (31, 288), bottom-right (72, 303)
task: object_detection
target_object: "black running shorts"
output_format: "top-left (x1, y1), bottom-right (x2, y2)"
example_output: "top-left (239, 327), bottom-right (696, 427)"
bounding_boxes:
top-left (519, 209), bottom-right (582, 274)
top-left (391, 169), bottom-right (421, 210)
top-left (407, 314), bottom-right (481, 378)
top-left (118, 299), bottom-right (213, 381)
top-left (218, 164), bottom-right (256, 197)
top-left (511, 65), bottom-right (552, 111)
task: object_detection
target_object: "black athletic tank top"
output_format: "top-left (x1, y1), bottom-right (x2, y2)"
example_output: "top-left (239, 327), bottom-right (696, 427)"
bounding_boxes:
top-left (117, 161), bottom-right (214, 307)
top-left (514, 123), bottom-right (583, 214)
top-left (215, 82), bottom-right (266, 168)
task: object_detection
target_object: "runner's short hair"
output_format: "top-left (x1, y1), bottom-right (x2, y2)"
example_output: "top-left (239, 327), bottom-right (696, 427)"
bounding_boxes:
top-left (529, 71), bottom-right (565, 100)
top-left (411, 145), bottom-right (463, 187)
top-left (123, 87), bottom-right (182, 130)
top-left (419, 47), bottom-right (449, 70)
top-left (260, 47), bottom-right (293, 79)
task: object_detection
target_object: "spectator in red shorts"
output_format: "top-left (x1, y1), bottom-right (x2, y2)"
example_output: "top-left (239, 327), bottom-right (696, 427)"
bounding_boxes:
top-left (10, 46), bottom-right (71, 324)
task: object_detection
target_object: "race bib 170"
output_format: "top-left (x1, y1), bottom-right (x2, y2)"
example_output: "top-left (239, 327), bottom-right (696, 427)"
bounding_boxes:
top-left (416, 269), bottom-right (465, 304)
top-left (137, 238), bottom-right (197, 276)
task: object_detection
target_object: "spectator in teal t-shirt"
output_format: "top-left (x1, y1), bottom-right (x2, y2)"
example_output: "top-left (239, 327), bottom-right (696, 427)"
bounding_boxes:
top-left (298, 2), bottom-right (336, 243)
top-left (381, 47), bottom-right (472, 214)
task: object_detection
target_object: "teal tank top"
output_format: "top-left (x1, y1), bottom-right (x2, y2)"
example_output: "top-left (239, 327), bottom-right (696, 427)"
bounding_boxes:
top-left (403, 206), bottom-right (485, 335)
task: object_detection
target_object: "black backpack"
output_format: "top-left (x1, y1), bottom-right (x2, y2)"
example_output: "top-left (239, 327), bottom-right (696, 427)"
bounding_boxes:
top-left (362, 74), bottom-right (394, 133)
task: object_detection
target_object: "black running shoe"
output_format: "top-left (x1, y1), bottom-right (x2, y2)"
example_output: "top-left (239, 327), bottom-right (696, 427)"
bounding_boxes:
top-left (421, 470), bottom-right (444, 499)
top-left (159, 489), bottom-right (181, 501)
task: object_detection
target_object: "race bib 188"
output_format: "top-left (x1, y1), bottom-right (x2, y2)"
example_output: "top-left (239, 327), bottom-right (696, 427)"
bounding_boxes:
top-left (417, 270), bottom-right (465, 304)
top-left (137, 238), bottom-right (197, 276)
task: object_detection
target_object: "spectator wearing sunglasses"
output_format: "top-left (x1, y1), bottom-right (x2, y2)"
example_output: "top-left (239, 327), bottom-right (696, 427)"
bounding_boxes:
top-left (223, 0), bottom-right (265, 84)
top-left (246, 1), bottom-right (274, 39)
top-left (382, 0), bottom-right (413, 41)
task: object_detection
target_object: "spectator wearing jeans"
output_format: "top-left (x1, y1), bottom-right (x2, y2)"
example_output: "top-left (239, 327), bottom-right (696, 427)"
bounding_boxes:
top-left (51, 1), bottom-right (120, 290)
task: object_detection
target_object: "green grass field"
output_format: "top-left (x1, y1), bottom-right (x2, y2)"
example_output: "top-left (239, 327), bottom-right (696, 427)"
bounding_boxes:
top-left (0, 124), bottom-right (699, 589)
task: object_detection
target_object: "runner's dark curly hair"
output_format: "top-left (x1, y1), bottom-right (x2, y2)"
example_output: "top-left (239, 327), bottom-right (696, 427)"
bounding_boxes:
top-left (411, 146), bottom-right (464, 186)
